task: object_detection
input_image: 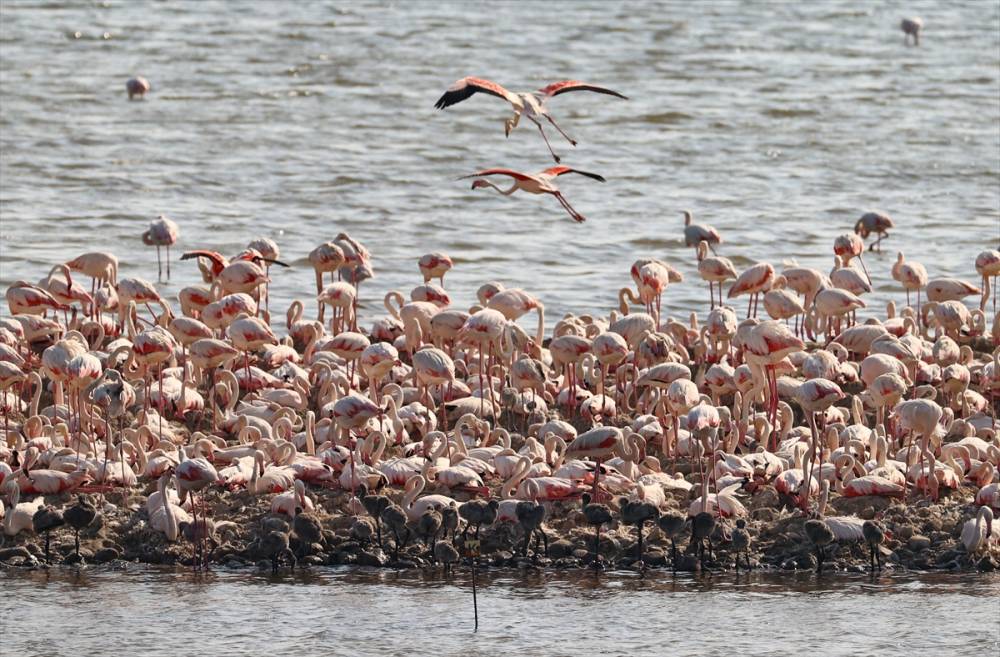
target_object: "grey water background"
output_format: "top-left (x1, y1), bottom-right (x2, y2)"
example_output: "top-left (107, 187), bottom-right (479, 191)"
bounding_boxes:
top-left (0, 1), bottom-right (999, 654)
top-left (0, 567), bottom-right (998, 657)
top-left (1, 0), bottom-right (998, 326)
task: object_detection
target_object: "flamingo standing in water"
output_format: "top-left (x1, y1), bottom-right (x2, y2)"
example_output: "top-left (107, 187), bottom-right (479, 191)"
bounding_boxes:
top-left (126, 76), bottom-right (150, 99)
top-left (418, 253), bottom-right (453, 286)
top-left (462, 167), bottom-right (606, 223)
top-left (142, 216), bottom-right (179, 281)
top-left (697, 241), bottom-right (737, 309)
top-left (901, 17), bottom-right (923, 45)
top-left (683, 211), bottom-right (722, 252)
top-left (854, 211), bottom-right (894, 252)
top-left (892, 252), bottom-right (928, 315)
top-left (729, 263), bottom-right (774, 318)
top-left (434, 77), bottom-right (627, 162)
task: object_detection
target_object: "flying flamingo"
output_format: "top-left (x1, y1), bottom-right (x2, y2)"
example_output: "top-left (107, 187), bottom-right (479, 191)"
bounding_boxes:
top-left (434, 77), bottom-right (627, 162)
top-left (141, 215), bottom-right (179, 281)
top-left (462, 166), bottom-right (605, 223)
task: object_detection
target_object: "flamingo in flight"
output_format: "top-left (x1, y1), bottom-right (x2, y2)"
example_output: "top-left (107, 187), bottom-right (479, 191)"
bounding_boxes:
top-left (461, 166), bottom-right (605, 223)
top-left (435, 77), bottom-right (628, 162)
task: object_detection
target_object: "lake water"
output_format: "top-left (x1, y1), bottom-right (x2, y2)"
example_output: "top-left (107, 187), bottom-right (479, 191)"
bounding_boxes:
top-left (1, 567), bottom-right (997, 657)
top-left (1, 0), bottom-right (997, 327)
top-left (0, 2), bottom-right (998, 652)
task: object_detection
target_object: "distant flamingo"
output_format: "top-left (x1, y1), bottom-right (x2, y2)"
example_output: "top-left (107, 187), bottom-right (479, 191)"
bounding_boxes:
top-left (854, 211), bottom-right (894, 252)
top-left (126, 76), bottom-right (150, 100)
top-left (683, 211), bottom-right (722, 252)
top-left (901, 17), bottom-right (923, 45)
top-left (462, 166), bottom-right (605, 223)
top-left (141, 215), bottom-right (179, 281)
top-left (435, 77), bottom-right (627, 162)
top-left (892, 252), bottom-right (928, 314)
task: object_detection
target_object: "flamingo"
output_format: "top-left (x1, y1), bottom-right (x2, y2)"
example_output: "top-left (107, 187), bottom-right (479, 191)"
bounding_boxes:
top-left (308, 241), bottom-right (346, 298)
top-left (854, 211), bottom-right (894, 252)
top-left (961, 506), bottom-right (995, 554)
top-left (418, 252), bottom-right (453, 286)
top-left (683, 211), bottom-right (722, 252)
top-left (697, 241), bottom-right (737, 308)
top-left (462, 166), bottom-right (605, 223)
top-left (729, 263), bottom-right (774, 318)
top-left (743, 320), bottom-right (804, 431)
top-left (486, 288), bottom-right (545, 347)
top-left (141, 215), bottom-right (179, 281)
top-left (565, 426), bottom-right (623, 500)
top-left (6, 281), bottom-right (70, 316)
top-left (901, 17), bottom-right (923, 45)
top-left (126, 76), bottom-right (150, 99)
top-left (975, 250), bottom-right (1000, 312)
top-left (833, 233), bottom-right (871, 284)
top-left (434, 77), bottom-right (627, 162)
top-left (892, 251), bottom-right (928, 315)
top-left (3, 481), bottom-right (44, 536)
top-left (925, 278), bottom-right (981, 303)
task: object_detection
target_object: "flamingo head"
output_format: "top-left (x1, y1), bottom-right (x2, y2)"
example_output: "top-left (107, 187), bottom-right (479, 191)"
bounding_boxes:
top-left (471, 179), bottom-right (490, 191)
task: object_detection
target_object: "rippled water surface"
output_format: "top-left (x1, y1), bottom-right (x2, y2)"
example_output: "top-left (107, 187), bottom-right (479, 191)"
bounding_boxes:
top-left (1, 567), bottom-right (998, 657)
top-left (1, 1), bottom-right (998, 325)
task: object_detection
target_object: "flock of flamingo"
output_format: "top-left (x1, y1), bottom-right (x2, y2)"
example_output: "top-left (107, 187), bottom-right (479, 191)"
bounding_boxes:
top-left (0, 51), bottom-right (997, 574)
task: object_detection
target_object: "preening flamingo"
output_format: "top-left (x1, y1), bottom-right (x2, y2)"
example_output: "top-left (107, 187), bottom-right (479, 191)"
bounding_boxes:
top-left (435, 77), bottom-right (627, 162)
top-left (462, 166), bottom-right (605, 223)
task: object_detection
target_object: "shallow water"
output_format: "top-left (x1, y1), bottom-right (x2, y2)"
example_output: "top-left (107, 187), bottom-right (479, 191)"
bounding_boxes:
top-left (0, 567), bottom-right (997, 657)
top-left (1, 1), bottom-right (998, 327)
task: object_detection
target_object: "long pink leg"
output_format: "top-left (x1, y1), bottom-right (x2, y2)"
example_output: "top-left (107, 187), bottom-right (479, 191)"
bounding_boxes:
top-left (553, 192), bottom-right (585, 223)
top-left (545, 114), bottom-right (577, 146)
top-left (530, 117), bottom-right (561, 162)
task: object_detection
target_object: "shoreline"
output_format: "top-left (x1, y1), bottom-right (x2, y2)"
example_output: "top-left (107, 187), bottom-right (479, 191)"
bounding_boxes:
top-left (1, 478), bottom-right (995, 575)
